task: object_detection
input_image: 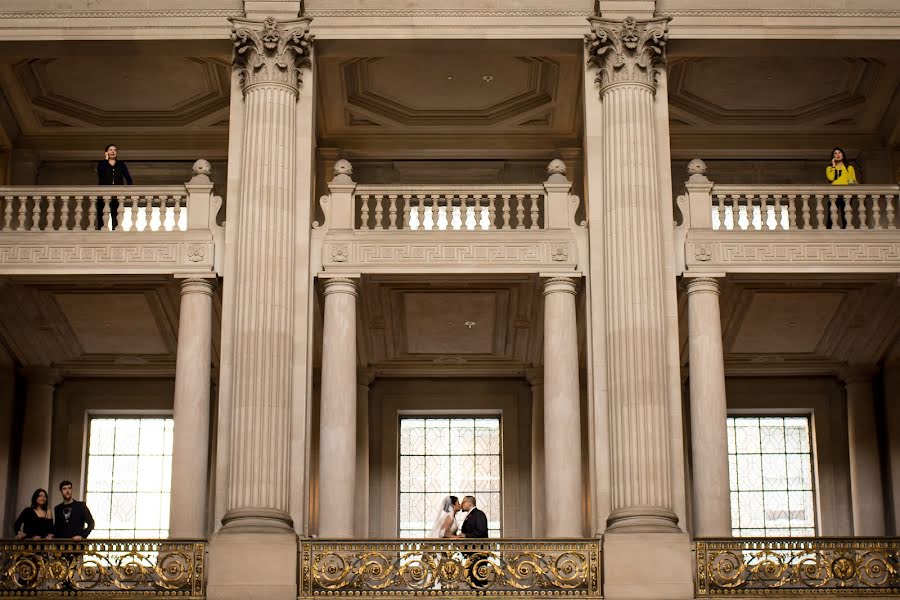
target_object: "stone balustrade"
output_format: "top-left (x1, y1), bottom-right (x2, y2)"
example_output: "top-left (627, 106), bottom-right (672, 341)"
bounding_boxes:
top-left (694, 537), bottom-right (900, 595)
top-left (675, 159), bottom-right (900, 274)
top-left (0, 539), bottom-right (205, 597)
top-left (299, 538), bottom-right (601, 598)
top-left (0, 161), bottom-right (224, 275)
top-left (314, 159), bottom-right (586, 274)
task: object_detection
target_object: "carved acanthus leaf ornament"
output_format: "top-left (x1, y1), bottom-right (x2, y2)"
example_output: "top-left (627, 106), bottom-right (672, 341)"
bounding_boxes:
top-left (230, 16), bottom-right (314, 93)
top-left (584, 16), bottom-right (670, 93)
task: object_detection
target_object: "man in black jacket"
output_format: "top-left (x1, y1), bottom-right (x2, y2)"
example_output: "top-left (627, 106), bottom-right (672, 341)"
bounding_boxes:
top-left (96, 144), bottom-right (133, 230)
top-left (54, 480), bottom-right (95, 539)
top-left (458, 495), bottom-right (490, 589)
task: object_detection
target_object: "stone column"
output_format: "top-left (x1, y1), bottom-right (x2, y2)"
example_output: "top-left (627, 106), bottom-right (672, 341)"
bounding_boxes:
top-left (169, 277), bottom-right (214, 539)
top-left (527, 371), bottom-right (546, 537)
top-left (542, 277), bottom-right (584, 537)
top-left (354, 370), bottom-right (372, 538)
top-left (16, 368), bottom-right (60, 511)
top-left (844, 368), bottom-right (886, 536)
top-left (686, 277), bottom-right (731, 537)
top-left (318, 277), bottom-right (359, 538)
top-left (585, 15), bottom-right (679, 533)
top-left (208, 16), bottom-right (314, 600)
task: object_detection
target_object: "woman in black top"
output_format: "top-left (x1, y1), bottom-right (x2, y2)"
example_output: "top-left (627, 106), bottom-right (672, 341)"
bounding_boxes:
top-left (13, 488), bottom-right (54, 539)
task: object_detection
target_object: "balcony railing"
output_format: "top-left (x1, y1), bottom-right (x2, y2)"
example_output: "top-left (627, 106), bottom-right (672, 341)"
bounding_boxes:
top-left (299, 539), bottom-right (601, 598)
top-left (675, 159), bottom-right (900, 274)
top-left (0, 539), bottom-right (205, 597)
top-left (0, 161), bottom-right (224, 275)
top-left (694, 538), bottom-right (900, 596)
top-left (313, 159), bottom-right (585, 273)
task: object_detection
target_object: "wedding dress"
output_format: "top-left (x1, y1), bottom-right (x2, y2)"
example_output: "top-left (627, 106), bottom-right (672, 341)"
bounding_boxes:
top-left (427, 496), bottom-right (459, 538)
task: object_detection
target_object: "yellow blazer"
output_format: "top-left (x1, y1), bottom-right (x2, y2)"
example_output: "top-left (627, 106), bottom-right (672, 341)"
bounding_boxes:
top-left (826, 164), bottom-right (857, 185)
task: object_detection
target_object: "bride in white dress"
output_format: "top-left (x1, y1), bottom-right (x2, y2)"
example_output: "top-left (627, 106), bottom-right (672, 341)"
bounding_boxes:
top-left (427, 496), bottom-right (461, 538)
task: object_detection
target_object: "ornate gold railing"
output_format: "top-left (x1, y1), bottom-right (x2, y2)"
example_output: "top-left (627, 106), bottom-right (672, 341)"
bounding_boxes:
top-left (0, 539), bottom-right (205, 597)
top-left (299, 539), bottom-right (601, 597)
top-left (695, 538), bottom-right (900, 595)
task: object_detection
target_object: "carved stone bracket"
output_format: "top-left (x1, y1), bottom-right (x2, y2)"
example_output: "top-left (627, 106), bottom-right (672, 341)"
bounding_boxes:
top-left (230, 16), bottom-right (314, 93)
top-left (584, 15), bottom-right (670, 93)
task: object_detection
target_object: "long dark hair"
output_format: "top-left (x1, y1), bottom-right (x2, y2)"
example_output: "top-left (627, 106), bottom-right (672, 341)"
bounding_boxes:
top-left (449, 496), bottom-right (459, 506)
top-left (31, 488), bottom-right (48, 509)
top-left (831, 147), bottom-right (847, 165)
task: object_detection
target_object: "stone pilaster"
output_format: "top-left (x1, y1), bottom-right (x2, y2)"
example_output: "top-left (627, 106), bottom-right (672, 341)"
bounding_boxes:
top-left (16, 368), bottom-right (60, 511)
top-left (355, 369), bottom-right (373, 538)
top-left (542, 276), bottom-right (584, 537)
top-left (843, 366), bottom-right (886, 536)
top-left (208, 16), bottom-right (314, 600)
top-left (527, 370), bottom-right (546, 538)
top-left (685, 277), bottom-right (731, 537)
top-left (169, 277), bottom-right (215, 539)
top-left (318, 277), bottom-right (359, 538)
top-left (585, 15), bottom-right (678, 533)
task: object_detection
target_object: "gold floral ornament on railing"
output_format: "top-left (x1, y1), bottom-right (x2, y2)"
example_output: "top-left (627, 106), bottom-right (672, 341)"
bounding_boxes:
top-left (695, 538), bottom-right (900, 595)
top-left (300, 540), bottom-right (600, 597)
top-left (0, 540), bottom-right (205, 597)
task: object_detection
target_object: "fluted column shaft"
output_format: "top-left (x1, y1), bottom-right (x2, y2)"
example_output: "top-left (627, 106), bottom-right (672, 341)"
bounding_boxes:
top-left (686, 277), bottom-right (731, 537)
top-left (318, 278), bottom-right (359, 538)
top-left (542, 277), bottom-right (584, 537)
top-left (17, 368), bottom-right (60, 511)
top-left (223, 74), bottom-right (299, 531)
top-left (845, 371), bottom-right (886, 536)
top-left (528, 374), bottom-right (546, 537)
top-left (170, 277), bottom-right (214, 538)
top-left (354, 373), bottom-right (371, 538)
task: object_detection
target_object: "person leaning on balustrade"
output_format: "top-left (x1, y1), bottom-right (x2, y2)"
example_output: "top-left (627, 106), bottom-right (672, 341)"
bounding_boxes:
top-left (824, 147), bottom-right (858, 228)
top-left (53, 480), bottom-right (94, 540)
top-left (13, 488), bottom-right (55, 540)
top-left (96, 144), bottom-right (133, 230)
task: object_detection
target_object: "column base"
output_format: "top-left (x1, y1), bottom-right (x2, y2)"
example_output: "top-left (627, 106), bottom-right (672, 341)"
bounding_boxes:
top-left (602, 531), bottom-right (693, 600)
top-left (207, 529), bottom-right (298, 600)
top-left (606, 507), bottom-right (681, 533)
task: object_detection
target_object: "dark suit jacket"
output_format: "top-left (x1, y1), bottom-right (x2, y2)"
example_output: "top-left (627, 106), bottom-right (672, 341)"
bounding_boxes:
top-left (460, 507), bottom-right (488, 538)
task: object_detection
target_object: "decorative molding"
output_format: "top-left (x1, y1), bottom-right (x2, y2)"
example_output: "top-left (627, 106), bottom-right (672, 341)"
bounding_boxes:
top-left (0, 9), bottom-right (243, 18)
top-left (0, 240), bottom-right (216, 273)
top-left (585, 16), bottom-right (670, 93)
top-left (660, 8), bottom-right (900, 17)
top-left (305, 9), bottom-right (590, 17)
top-left (685, 238), bottom-right (900, 272)
top-left (231, 16), bottom-right (314, 93)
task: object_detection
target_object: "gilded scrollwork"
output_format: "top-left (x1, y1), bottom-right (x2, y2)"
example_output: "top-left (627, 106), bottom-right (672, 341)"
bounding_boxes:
top-left (300, 540), bottom-right (600, 597)
top-left (695, 538), bottom-right (900, 595)
top-left (584, 16), bottom-right (670, 93)
top-left (230, 16), bottom-right (315, 93)
top-left (0, 540), bottom-right (205, 596)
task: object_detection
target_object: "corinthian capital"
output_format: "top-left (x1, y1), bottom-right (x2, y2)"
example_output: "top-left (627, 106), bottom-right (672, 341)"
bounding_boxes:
top-left (230, 16), bottom-right (314, 93)
top-left (585, 16), bottom-right (670, 93)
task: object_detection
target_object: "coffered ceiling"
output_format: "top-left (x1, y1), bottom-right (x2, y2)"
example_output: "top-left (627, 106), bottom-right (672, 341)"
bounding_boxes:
top-left (678, 275), bottom-right (900, 376)
top-left (0, 276), bottom-right (222, 377)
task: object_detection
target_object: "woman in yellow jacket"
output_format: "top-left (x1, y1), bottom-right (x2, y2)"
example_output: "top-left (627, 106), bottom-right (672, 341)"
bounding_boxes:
top-left (826, 147), bottom-right (857, 185)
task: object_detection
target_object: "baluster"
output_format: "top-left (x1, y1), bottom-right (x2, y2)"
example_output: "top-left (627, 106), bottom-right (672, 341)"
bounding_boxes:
top-left (814, 194), bottom-right (825, 230)
top-left (799, 195), bottom-right (810, 230)
top-left (440, 195), bottom-right (451, 230)
top-left (131, 196), bottom-right (142, 231)
top-left (715, 194), bottom-right (725, 230)
top-left (529, 194), bottom-right (540, 229)
top-left (473, 194), bottom-right (483, 230)
top-left (501, 194), bottom-right (511, 230)
top-left (430, 194), bottom-right (440, 231)
top-left (787, 195), bottom-right (798, 230)
top-left (59, 196), bottom-right (70, 231)
top-left (73, 196), bottom-right (85, 230)
top-left (374, 194), bottom-right (384, 230)
top-left (402, 194), bottom-right (411, 230)
top-left (101, 195), bottom-right (112, 231)
top-left (871, 195), bottom-right (882, 230)
top-left (772, 194), bottom-right (782, 230)
top-left (730, 194), bottom-right (739, 230)
top-left (116, 196), bottom-right (126, 231)
top-left (858, 193), bottom-right (868, 230)
top-left (2, 196), bottom-right (12, 231)
top-left (31, 196), bottom-right (42, 231)
top-left (515, 195), bottom-right (525, 230)
top-left (174, 195), bottom-right (183, 231)
top-left (386, 194), bottom-right (397, 230)
top-left (457, 194), bottom-right (466, 230)
top-left (16, 196), bottom-right (27, 231)
top-left (45, 195), bottom-right (57, 231)
top-left (88, 195), bottom-right (98, 230)
top-left (828, 194), bottom-right (839, 229)
top-left (844, 194), bottom-right (854, 230)
top-left (886, 194), bottom-right (896, 229)
top-left (487, 194), bottom-right (497, 230)
top-left (360, 194), bottom-right (370, 230)
top-left (757, 194), bottom-right (767, 231)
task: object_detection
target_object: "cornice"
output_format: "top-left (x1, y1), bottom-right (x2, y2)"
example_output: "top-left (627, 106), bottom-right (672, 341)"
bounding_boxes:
top-left (0, 9), bottom-right (243, 19)
top-left (305, 9), bottom-right (590, 17)
top-left (659, 8), bottom-right (900, 17)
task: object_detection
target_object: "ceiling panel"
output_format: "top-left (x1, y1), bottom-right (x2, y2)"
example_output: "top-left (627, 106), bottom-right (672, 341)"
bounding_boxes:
top-left (53, 292), bottom-right (169, 354)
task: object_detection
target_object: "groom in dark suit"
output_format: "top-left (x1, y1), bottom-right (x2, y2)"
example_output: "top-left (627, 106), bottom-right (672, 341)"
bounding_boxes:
top-left (458, 495), bottom-right (489, 588)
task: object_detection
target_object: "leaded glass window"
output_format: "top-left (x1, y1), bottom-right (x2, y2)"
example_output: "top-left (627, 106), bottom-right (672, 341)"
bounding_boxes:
top-left (727, 416), bottom-right (816, 537)
top-left (85, 417), bottom-right (173, 538)
top-left (399, 417), bottom-right (501, 538)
